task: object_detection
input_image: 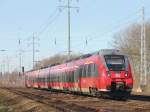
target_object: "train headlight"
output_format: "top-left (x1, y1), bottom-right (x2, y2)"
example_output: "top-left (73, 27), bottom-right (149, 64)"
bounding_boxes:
top-left (125, 71), bottom-right (128, 77)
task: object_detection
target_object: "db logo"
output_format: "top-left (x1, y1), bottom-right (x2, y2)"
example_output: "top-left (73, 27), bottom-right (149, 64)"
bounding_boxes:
top-left (115, 73), bottom-right (120, 77)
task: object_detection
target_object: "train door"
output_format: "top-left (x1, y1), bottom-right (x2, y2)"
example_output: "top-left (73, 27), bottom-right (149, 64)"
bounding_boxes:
top-left (78, 65), bottom-right (85, 92)
top-left (45, 69), bottom-right (49, 88)
top-left (73, 67), bottom-right (80, 92)
top-left (37, 70), bottom-right (40, 88)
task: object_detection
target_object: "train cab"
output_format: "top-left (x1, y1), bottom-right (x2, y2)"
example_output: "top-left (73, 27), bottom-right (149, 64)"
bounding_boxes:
top-left (98, 50), bottom-right (133, 97)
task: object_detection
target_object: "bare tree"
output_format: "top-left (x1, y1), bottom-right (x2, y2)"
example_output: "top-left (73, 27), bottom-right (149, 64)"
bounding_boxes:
top-left (112, 21), bottom-right (150, 90)
top-left (34, 53), bottom-right (80, 69)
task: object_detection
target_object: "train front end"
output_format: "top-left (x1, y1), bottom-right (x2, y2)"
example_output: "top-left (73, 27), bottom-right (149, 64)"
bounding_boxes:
top-left (99, 50), bottom-right (133, 97)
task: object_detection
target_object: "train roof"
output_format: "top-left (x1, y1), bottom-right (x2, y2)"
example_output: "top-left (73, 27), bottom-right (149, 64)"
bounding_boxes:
top-left (26, 49), bottom-right (126, 73)
top-left (98, 49), bottom-right (125, 56)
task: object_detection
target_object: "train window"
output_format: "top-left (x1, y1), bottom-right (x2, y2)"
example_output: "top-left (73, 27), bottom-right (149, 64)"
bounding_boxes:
top-left (72, 72), bottom-right (74, 82)
top-left (104, 55), bottom-right (125, 71)
top-left (59, 73), bottom-right (61, 82)
top-left (66, 71), bottom-right (68, 82)
top-left (85, 65), bottom-right (88, 77)
top-left (68, 72), bottom-right (70, 82)
top-left (58, 72), bottom-right (60, 82)
top-left (71, 71), bottom-right (74, 82)
top-left (60, 73), bottom-right (62, 82)
top-left (94, 64), bottom-right (98, 76)
top-left (51, 74), bottom-right (53, 82)
top-left (39, 77), bottom-right (41, 82)
top-left (54, 73), bottom-right (56, 82)
top-left (69, 72), bottom-right (71, 82)
top-left (40, 77), bottom-right (42, 82)
top-left (61, 72), bottom-right (63, 82)
top-left (79, 66), bottom-right (82, 77)
top-left (90, 63), bottom-right (98, 77)
top-left (65, 72), bottom-right (67, 82)
top-left (78, 65), bottom-right (88, 77)
top-left (124, 56), bottom-right (129, 70)
top-left (43, 73), bottom-right (45, 82)
top-left (51, 73), bottom-right (54, 82)
top-left (74, 68), bottom-right (79, 81)
top-left (58, 73), bottom-right (61, 82)
top-left (56, 73), bottom-right (58, 82)
top-left (52, 73), bottom-right (54, 82)
top-left (51, 73), bottom-right (53, 82)
top-left (78, 64), bottom-right (95, 77)
top-left (48, 75), bottom-right (50, 82)
top-left (41, 77), bottom-right (43, 82)
top-left (72, 71), bottom-right (74, 82)
top-left (64, 72), bottom-right (66, 82)
top-left (53, 73), bottom-right (55, 82)
top-left (68, 72), bottom-right (71, 82)
top-left (49, 73), bottom-right (51, 82)
top-left (88, 64), bottom-right (93, 77)
top-left (82, 66), bottom-right (86, 77)
top-left (60, 72), bottom-right (62, 82)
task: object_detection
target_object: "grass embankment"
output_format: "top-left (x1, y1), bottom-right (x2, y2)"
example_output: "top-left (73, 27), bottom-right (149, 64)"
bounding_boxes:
top-left (0, 88), bottom-right (57, 112)
top-left (0, 93), bottom-right (9, 112)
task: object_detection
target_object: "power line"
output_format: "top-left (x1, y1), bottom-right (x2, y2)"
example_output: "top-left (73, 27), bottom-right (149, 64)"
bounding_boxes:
top-left (37, 9), bottom-right (63, 37)
top-left (39, 8), bottom-right (58, 29)
top-left (68, 8), bottom-right (140, 51)
top-left (23, 7), bottom-right (63, 44)
top-left (59, 0), bottom-right (79, 60)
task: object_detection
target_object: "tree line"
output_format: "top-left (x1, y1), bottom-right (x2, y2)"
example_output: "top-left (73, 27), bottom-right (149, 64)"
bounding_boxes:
top-left (112, 21), bottom-right (150, 90)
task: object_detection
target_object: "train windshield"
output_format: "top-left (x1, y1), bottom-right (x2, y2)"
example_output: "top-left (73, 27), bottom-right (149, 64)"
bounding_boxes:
top-left (104, 55), bottom-right (125, 71)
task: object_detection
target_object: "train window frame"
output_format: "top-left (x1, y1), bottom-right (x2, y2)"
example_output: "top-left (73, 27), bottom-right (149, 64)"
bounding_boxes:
top-left (104, 55), bottom-right (125, 71)
top-left (74, 68), bottom-right (79, 82)
top-left (82, 65), bottom-right (86, 77)
top-left (71, 71), bottom-right (75, 82)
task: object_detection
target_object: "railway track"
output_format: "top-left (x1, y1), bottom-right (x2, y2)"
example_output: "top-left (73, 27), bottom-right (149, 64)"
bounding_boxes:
top-left (2, 87), bottom-right (150, 112)
top-left (2, 87), bottom-right (102, 112)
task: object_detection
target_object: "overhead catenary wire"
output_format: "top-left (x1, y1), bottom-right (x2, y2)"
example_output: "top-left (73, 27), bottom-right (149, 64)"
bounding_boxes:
top-left (69, 9), bottom-right (141, 53)
top-left (37, 8), bottom-right (64, 38)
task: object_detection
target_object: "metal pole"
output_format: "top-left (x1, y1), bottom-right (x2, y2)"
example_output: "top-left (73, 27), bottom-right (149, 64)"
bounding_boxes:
top-left (19, 39), bottom-right (22, 73)
top-left (33, 33), bottom-right (35, 69)
top-left (143, 7), bottom-right (147, 87)
top-left (140, 7), bottom-right (147, 90)
top-left (140, 8), bottom-right (144, 88)
top-left (59, 0), bottom-right (79, 59)
top-left (68, 0), bottom-right (71, 60)
top-left (0, 50), bottom-right (7, 75)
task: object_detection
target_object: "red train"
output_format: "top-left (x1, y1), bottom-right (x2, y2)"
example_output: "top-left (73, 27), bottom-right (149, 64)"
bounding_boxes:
top-left (25, 49), bottom-right (133, 98)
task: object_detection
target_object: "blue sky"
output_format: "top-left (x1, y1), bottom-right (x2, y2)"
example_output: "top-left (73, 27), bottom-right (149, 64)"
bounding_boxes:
top-left (0, 0), bottom-right (150, 71)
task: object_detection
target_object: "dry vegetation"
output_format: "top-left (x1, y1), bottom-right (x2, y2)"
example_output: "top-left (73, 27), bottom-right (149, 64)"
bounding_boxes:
top-left (34, 54), bottom-right (80, 69)
top-left (112, 21), bottom-right (150, 91)
top-left (0, 88), bottom-right (58, 112)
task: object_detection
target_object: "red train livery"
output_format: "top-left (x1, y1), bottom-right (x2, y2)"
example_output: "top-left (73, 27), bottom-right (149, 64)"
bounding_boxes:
top-left (25, 49), bottom-right (133, 98)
